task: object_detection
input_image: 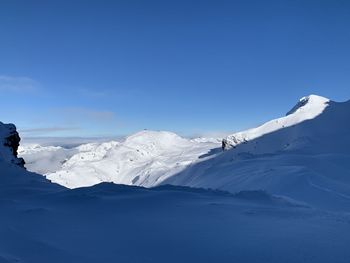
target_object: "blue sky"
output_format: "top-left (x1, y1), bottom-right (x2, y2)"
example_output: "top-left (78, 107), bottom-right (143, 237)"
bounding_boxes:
top-left (1, 0), bottom-right (350, 137)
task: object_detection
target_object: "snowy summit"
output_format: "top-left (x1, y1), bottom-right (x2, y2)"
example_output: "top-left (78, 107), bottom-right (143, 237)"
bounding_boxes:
top-left (222, 94), bottom-right (330, 150)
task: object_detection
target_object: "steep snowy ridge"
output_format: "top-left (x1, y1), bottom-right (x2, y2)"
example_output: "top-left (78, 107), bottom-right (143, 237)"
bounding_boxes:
top-left (222, 95), bottom-right (330, 150)
top-left (167, 95), bottom-right (350, 211)
top-left (220, 95), bottom-right (350, 156)
top-left (286, 94), bottom-right (329, 115)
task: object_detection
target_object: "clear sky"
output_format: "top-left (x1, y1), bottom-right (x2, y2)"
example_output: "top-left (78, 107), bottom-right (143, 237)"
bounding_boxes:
top-left (1, 0), bottom-right (350, 138)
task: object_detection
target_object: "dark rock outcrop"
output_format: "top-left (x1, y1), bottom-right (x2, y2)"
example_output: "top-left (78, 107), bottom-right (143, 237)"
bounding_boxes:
top-left (1, 122), bottom-right (25, 167)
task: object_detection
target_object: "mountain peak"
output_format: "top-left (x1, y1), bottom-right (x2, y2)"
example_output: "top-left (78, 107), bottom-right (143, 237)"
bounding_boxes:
top-left (223, 94), bottom-right (331, 151)
top-left (286, 94), bottom-right (329, 116)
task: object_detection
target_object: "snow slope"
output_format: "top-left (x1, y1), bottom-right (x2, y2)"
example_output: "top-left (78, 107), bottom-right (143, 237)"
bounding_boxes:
top-left (2, 181), bottom-right (350, 263)
top-left (25, 131), bottom-right (219, 188)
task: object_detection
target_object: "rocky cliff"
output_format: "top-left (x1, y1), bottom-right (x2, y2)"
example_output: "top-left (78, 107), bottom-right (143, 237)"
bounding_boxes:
top-left (0, 121), bottom-right (25, 167)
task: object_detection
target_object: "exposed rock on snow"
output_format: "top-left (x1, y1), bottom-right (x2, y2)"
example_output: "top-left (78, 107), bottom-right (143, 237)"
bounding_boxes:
top-left (0, 121), bottom-right (25, 167)
top-left (0, 122), bottom-right (62, 192)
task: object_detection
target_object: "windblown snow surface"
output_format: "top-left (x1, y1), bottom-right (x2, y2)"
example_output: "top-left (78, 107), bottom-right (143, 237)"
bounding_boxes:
top-left (8, 94), bottom-right (350, 262)
top-left (3, 174), bottom-right (350, 263)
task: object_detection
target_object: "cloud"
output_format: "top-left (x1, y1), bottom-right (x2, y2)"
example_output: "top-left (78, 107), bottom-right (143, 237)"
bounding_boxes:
top-left (18, 107), bottom-right (120, 137)
top-left (78, 88), bottom-right (109, 98)
top-left (20, 136), bottom-right (121, 147)
top-left (77, 87), bottom-right (141, 100)
top-left (59, 107), bottom-right (116, 121)
top-left (0, 75), bottom-right (39, 92)
top-left (20, 126), bottom-right (81, 135)
top-left (189, 131), bottom-right (233, 139)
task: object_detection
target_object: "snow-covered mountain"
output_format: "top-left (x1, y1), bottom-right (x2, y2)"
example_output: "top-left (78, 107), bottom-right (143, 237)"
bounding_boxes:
top-left (20, 131), bottom-right (219, 188)
top-left (3, 96), bottom-right (350, 262)
top-left (5, 122), bottom-right (350, 262)
top-left (18, 94), bottom-right (350, 211)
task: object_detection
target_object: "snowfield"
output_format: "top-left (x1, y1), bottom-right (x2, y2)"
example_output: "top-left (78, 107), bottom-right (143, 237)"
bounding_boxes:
top-left (0, 157), bottom-right (349, 262)
top-left (2, 181), bottom-right (350, 263)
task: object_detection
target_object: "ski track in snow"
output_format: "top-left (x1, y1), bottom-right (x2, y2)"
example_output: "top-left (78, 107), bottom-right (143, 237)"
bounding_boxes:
top-left (307, 176), bottom-right (350, 200)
